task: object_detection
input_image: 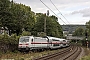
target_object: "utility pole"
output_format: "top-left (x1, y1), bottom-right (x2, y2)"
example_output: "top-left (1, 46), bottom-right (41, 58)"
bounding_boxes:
top-left (44, 10), bottom-right (49, 36)
top-left (44, 13), bottom-right (46, 36)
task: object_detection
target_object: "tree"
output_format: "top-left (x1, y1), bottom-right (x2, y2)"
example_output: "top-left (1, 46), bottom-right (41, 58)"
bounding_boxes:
top-left (86, 20), bottom-right (90, 36)
top-left (8, 2), bottom-right (35, 35)
top-left (0, 0), bottom-right (63, 37)
top-left (0, 0), bottom-right (11, 27)
top-left (72, 27), bottom-right (85, 36)
top-left (46, 15), bottom-right (63, 37)
top-left (33, 13), bottom-right (63, 37)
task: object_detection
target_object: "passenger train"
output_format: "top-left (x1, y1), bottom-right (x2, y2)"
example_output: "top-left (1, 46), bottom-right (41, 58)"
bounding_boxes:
top-left (18, 36), bottom-right (70, 51)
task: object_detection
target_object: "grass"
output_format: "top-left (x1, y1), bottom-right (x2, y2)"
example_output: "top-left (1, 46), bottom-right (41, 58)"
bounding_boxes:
top-left (80, 55), bottom-right (90, 60)
top-left (0, 48), bottom-right (63, 60)
top-left (80, 47), bottom-right (90, 60)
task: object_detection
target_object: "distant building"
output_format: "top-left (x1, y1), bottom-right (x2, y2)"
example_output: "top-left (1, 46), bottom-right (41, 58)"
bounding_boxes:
top-left (0, 27), bottom-right (9, 35)
top-left (61, 25), bottom-right (86, 36)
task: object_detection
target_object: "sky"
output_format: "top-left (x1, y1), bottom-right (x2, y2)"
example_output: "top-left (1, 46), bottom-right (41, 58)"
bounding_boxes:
top-left (11, 0), bottom-right (90, 25)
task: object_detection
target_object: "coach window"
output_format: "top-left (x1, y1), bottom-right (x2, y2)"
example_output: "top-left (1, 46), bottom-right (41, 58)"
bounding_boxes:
top-left (32, 39), bottom-right (33, 42)
top-left (53, 44), bottom-right (59, 46)
top-left (52, 39), bottom-right (59, 41)
top-left (63, 40), bottom-right (66, 42)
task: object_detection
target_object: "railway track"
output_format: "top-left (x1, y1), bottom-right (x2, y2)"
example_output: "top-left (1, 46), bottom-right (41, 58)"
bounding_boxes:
top-left (33, 46), bottom-right (82, 60)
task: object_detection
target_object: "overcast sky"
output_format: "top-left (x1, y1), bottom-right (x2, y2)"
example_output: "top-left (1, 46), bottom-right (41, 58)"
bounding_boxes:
top-left (12, 0), bottom-right (90, 25)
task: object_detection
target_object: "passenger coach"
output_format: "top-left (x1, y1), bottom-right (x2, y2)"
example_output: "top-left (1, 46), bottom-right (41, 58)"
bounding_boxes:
top-left (18, 36), bottom-right (69, 51)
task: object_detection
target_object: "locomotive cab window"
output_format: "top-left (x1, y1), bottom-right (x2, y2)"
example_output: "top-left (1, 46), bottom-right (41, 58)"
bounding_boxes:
top-left (19, 37), bottom-right (29, 42)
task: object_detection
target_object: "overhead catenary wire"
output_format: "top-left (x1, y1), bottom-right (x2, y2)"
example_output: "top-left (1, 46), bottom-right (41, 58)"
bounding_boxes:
top-left (40, 0), bottom-right (67, 25)
top-left (50, 0), bottom-right (70, 24)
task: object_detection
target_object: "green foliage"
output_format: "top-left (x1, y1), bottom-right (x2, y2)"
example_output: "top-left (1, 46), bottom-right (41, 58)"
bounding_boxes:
top-left (86, 20), bottom-right (90, 36)
top-left (37, 32), bottom-right (46, 37)
top-left (0, 0), bottom-right (63, 37)
top-left (72, 27), bottom-right (85, 36)
top-left (10, 34), bottom-right (19, 44)
top-left (0, 34), bottom-right (18, 44)
top-left (33, 13), bottom-right (45, 32)
top-left (46, 15), bottom-right (63, 37)
top-left (20, 58), bottom-right (24, 60)
top-left (21, 31), bottom-right (31, 36)
top-left (9, 3), bottom-right (35, 35)
top-left (85, 20), bottom-right (90, 41)
top-left (0, 0), bottom-right (63, 54)
top-left (0, 0), bottom-right (11, 27)
top-left (33, 13), bottom-right (63, 37)
top-left (80, 55), bottom-right (90, 60)
top-left (0, 0), bottom-right (35, 35)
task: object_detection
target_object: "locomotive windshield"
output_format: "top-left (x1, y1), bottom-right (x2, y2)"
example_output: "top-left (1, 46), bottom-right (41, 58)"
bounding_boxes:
top-left (19, 37), bottom-right (29, 42)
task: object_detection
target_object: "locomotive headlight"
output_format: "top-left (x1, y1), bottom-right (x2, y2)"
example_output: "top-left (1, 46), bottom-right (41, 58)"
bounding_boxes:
top-left (18, 46), bottom-right (22, 48)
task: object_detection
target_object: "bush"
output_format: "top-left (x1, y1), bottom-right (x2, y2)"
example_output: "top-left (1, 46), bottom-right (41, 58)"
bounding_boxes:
top-left (10, 34), bottom-right (19, 44)
top-left (20, 58), bottom-right (24, 60)
top-left (21, 31), bottom-right (31, 36)
top-left (0, 33), bottom-right (19, 44)
top-left (0, 33), bottom-right (19, 53)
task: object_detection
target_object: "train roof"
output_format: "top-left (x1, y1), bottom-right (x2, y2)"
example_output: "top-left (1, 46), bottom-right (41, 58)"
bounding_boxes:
top-left (46, 36), bottom-right (66, 41)
top-left (20, 36), bottom-right (34, 38)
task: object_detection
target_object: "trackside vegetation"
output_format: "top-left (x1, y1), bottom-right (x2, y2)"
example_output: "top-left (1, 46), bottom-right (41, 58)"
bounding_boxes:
top-left (1, 0), bottom-right (90, 60)
top-left (0, 0), bottom-right (63, 37)
top-left (0, 0), bottom-right (63, 56)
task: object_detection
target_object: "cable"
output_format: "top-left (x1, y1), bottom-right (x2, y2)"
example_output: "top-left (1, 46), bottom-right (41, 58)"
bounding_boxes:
top-left (50, 0), bottom-right (70, 24)
top-left (40, 0), bottom-right (67, 25)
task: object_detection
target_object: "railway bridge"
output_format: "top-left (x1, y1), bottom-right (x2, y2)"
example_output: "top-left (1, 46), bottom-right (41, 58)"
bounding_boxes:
top-left (66, 36), bottom-right (85, 40)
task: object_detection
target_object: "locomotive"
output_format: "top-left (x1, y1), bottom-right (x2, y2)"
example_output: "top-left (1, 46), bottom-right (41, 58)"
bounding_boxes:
top-left (18, 36), bottom-right (69, 51)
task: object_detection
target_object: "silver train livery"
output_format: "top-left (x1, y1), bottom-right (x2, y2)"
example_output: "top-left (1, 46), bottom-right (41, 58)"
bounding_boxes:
top-left (18, 36), bottom-right (69, 51)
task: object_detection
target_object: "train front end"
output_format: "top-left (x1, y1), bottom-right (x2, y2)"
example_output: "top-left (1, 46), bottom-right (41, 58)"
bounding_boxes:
top-left (18, 36), bottom-right (32, 51)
